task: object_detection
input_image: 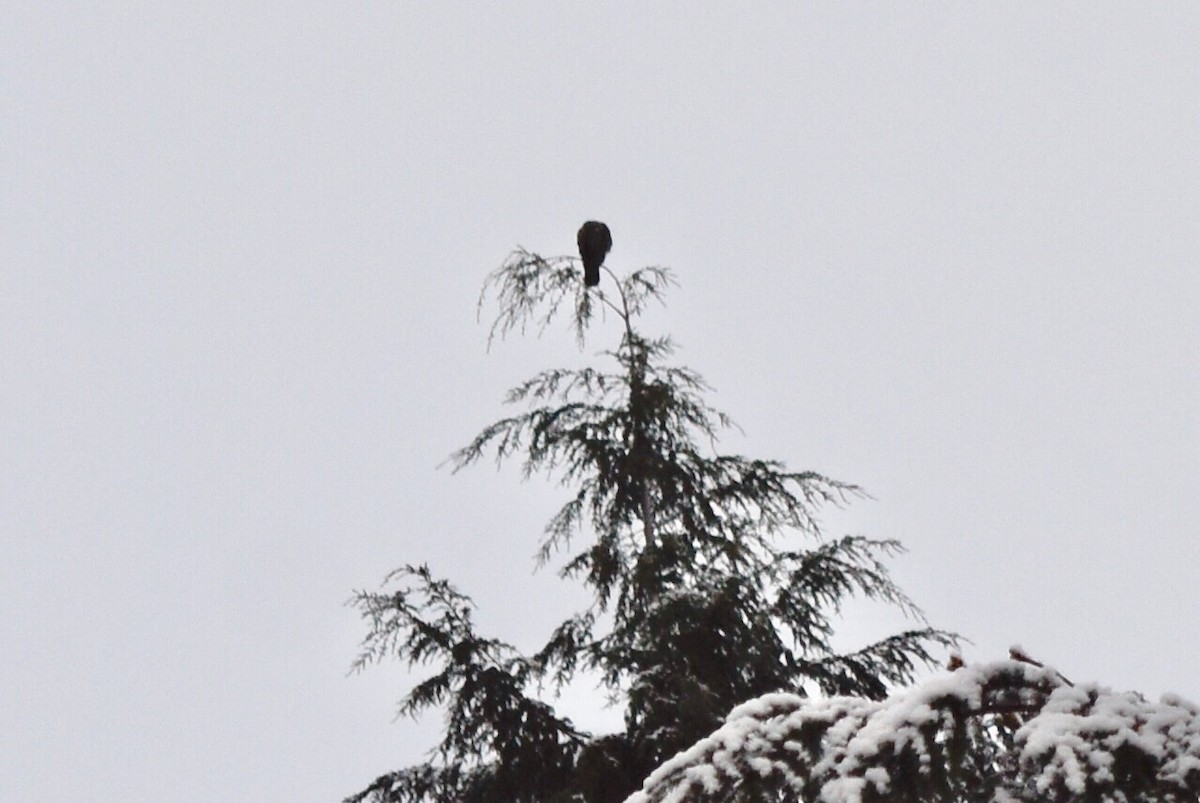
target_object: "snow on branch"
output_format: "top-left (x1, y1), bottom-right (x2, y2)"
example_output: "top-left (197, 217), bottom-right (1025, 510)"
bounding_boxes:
top-left (625, 658), bottom-right (1200, 803)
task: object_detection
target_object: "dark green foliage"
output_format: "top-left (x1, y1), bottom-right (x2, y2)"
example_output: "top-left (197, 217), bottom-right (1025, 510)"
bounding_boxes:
top-left (347, 250), bottom-right (955, 803)
top-left (347, 565), bottom-right (583, 803)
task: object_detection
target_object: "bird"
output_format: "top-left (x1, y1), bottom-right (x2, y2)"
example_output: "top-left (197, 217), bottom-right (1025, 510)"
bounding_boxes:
top-left (577, 221), bottom-right (612, 287)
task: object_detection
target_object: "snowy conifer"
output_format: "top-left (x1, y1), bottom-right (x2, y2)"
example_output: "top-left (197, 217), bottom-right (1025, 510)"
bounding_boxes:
top-left (630, 650), bottom-right (1200, 803)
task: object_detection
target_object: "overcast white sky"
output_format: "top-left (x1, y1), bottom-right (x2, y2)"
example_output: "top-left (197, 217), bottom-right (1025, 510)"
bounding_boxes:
top-left (3, 4), bottom-right (1198, 802)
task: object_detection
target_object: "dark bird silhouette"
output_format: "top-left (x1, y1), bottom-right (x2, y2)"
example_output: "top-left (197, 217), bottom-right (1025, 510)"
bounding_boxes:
top-left (577, 221), bottom-right (612, 287)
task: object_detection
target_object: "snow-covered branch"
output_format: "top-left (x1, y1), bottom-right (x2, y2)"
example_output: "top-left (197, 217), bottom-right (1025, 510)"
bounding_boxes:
top-left (627, 659), bottom-right (1200, 803)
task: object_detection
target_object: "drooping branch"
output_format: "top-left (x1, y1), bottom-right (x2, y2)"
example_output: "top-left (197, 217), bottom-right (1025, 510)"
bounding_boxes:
top-left (478, 249), bottom-right (672, 350)
top-left (347, 566), bottom-right (586, 803)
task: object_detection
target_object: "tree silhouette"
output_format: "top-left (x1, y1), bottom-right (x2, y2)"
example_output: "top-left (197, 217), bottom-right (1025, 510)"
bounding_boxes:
top-left (347, 247), bottom-right (954, 803)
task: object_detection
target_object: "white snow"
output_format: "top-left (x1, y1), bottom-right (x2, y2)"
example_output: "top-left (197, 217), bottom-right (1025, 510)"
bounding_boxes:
top-left (624, 659), bottom-right (1200, 802)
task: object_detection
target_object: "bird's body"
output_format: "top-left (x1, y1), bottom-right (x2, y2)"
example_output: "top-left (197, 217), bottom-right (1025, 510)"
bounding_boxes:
top-left (577, 221), bottom-right (612, 287)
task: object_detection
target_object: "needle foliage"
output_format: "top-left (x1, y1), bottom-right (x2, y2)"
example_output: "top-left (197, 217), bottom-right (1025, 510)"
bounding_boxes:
top-left (347, 251), bottom-right (955, 803)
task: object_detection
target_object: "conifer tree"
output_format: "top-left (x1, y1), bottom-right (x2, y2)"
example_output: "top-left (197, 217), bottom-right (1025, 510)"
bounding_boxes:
top-left (630, 650), bottom-right (1200, 803)
top-left (347, 250), bottom-right (955, 803)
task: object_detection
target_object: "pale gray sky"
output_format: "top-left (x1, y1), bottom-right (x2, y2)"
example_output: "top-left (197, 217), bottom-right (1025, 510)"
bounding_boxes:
top-left (2, 4), bottom-right (1197, 802)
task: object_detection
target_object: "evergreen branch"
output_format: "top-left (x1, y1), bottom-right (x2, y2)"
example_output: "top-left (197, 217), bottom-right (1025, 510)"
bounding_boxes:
top-left (348, 564), bottom-right (476, 675)
top-left (777, 536), bottom-right (924, 632)
top-left (801, 629), bottom-right (960, 699)
top-left (478, 249), bottom-right (585, 349)
top-left (530, 611), bottom-right (600, 690)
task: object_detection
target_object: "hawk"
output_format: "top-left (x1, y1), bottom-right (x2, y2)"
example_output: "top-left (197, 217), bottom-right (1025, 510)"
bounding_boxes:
top-left (577, 221), bottom-right (612, 288)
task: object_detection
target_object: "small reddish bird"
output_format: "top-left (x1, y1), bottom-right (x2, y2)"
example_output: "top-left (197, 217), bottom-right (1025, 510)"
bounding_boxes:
top-left (577, 221), bottom-right (612, 287)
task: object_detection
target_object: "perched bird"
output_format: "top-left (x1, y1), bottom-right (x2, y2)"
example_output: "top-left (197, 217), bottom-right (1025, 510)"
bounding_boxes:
top-left (577, 221), bottom-right (612, 287)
